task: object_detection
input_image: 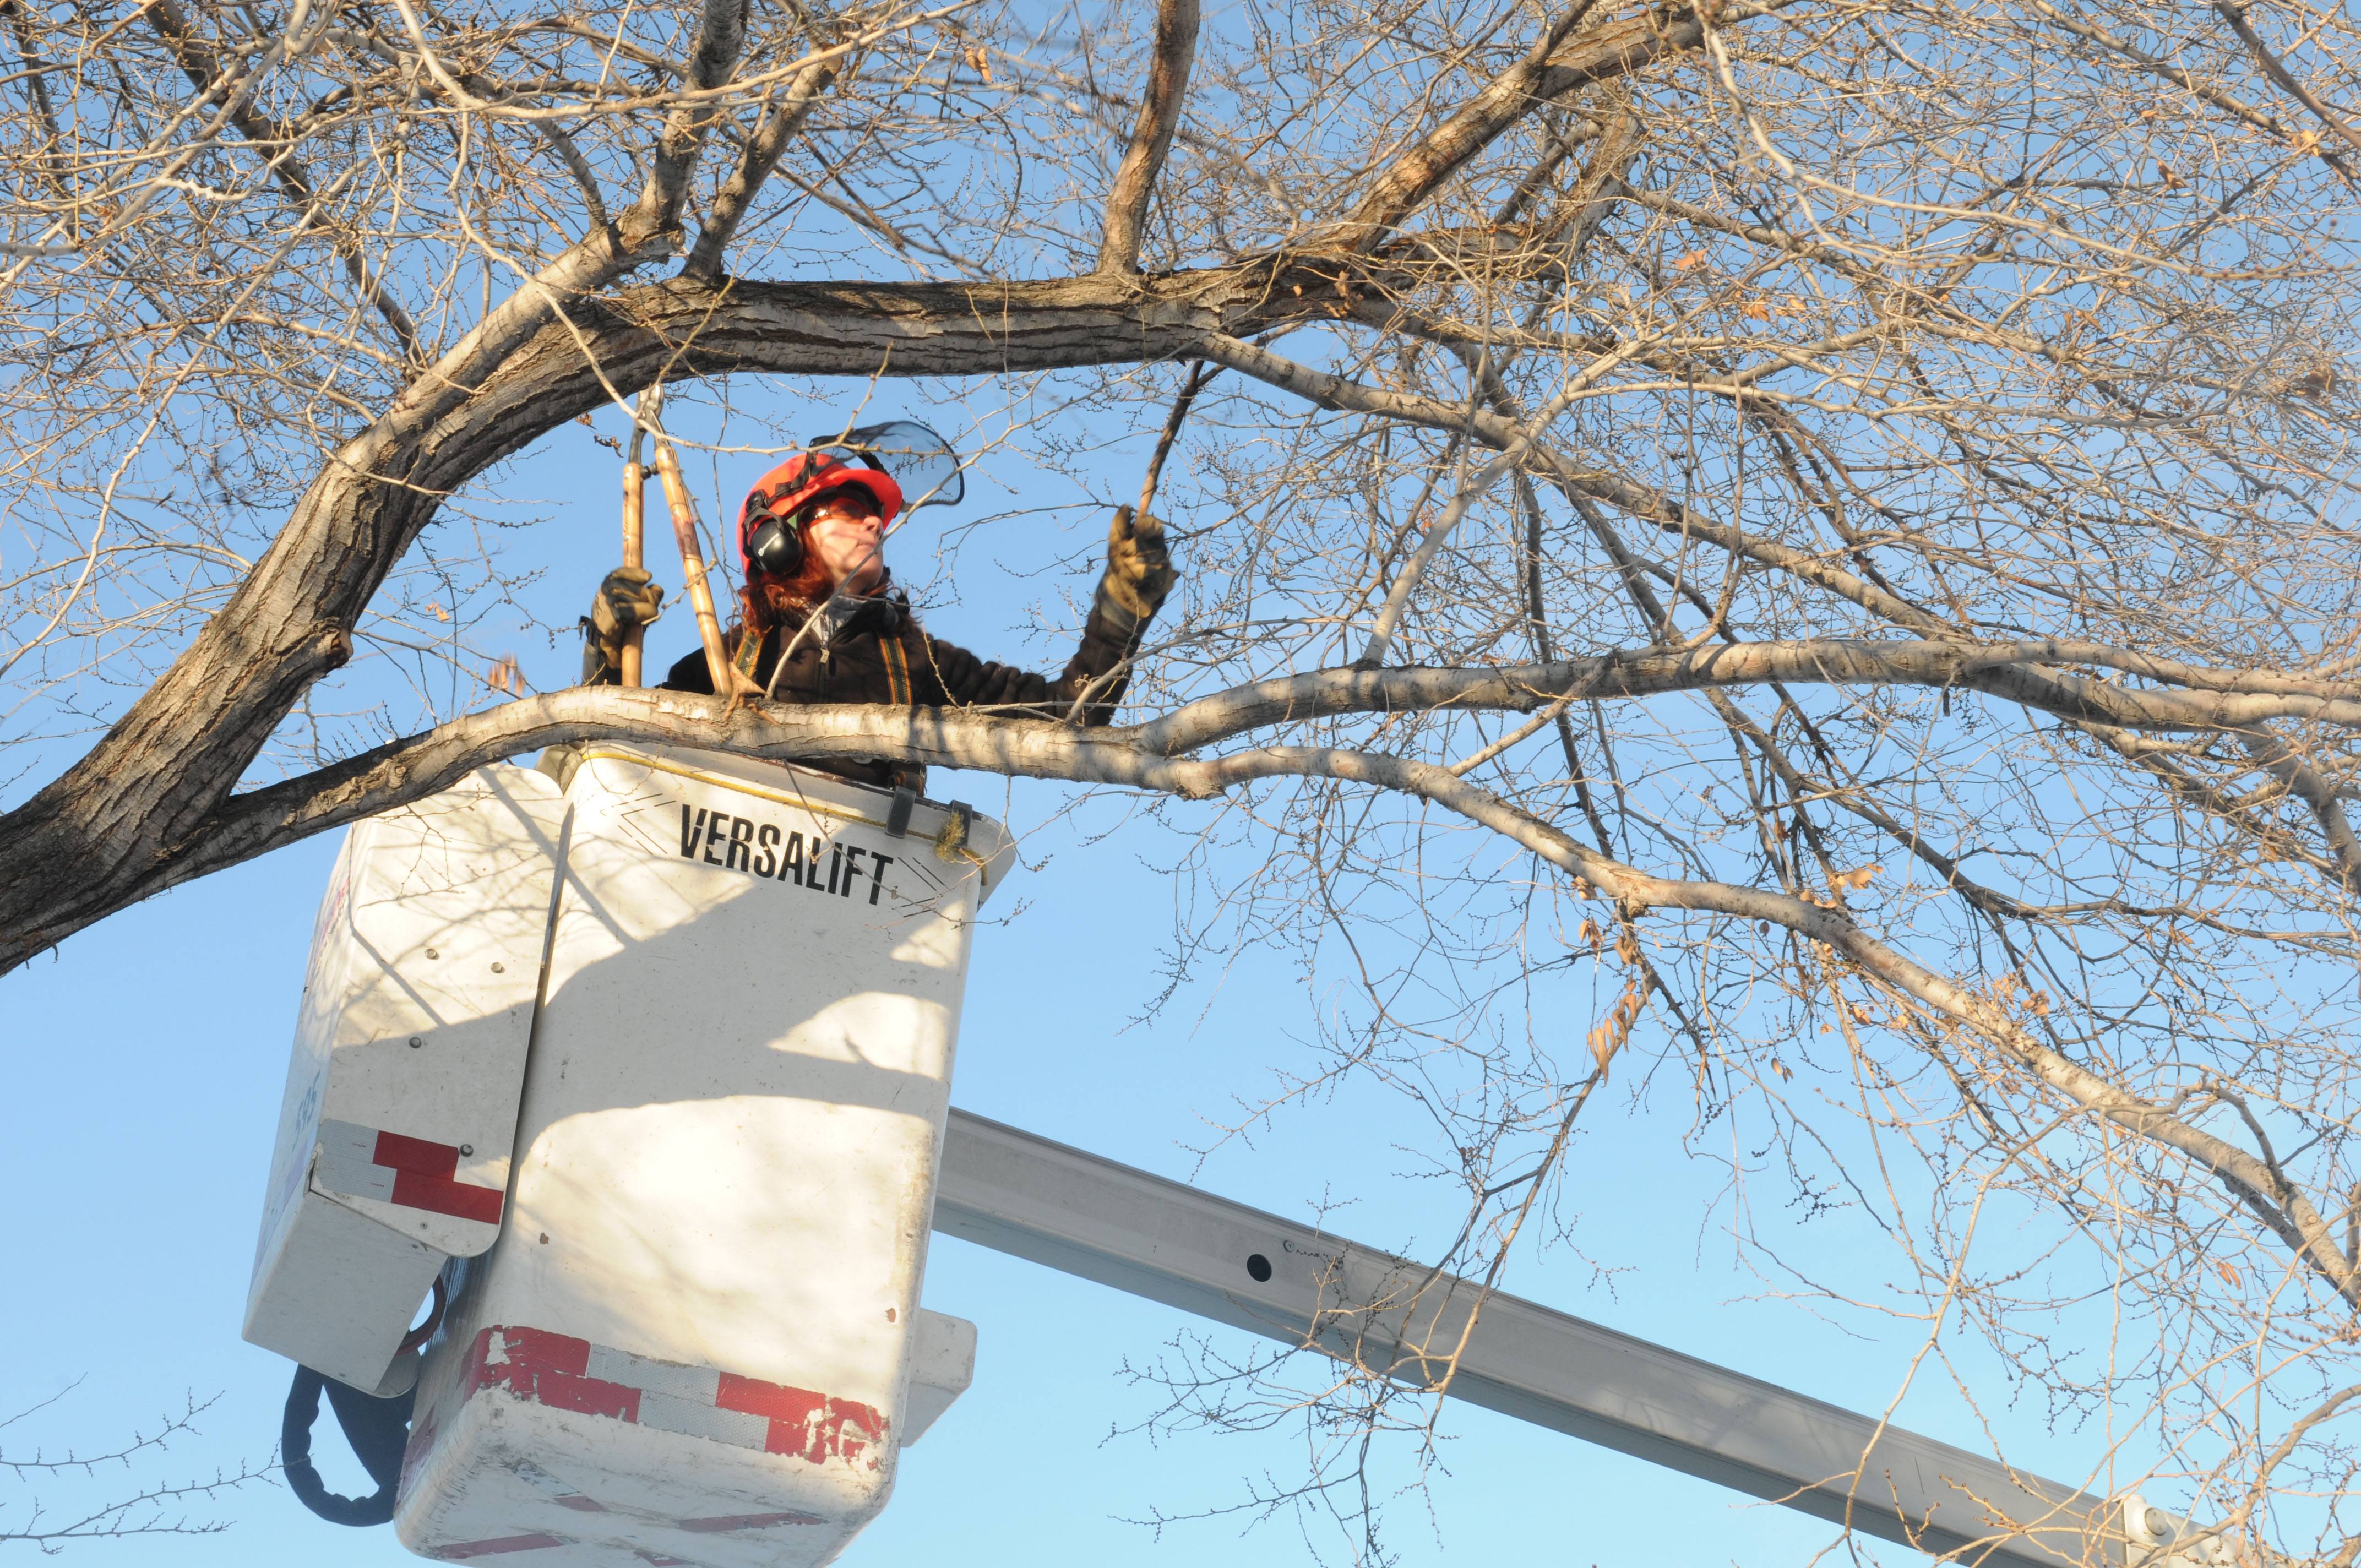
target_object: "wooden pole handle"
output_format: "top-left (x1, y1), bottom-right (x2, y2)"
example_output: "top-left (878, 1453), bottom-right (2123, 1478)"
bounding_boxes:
top-left (619, 460), bottom-right (646, 688)
top-left (652, 442), bottom-right (735, 695)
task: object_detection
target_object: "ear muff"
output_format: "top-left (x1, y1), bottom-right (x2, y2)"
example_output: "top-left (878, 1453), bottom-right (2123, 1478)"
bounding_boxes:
top-left (746, 514), bottom-right (804, 577)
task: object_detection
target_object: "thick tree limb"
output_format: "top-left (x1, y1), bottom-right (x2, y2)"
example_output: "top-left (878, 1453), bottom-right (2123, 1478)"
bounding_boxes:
top-left (29, 628), bottom-right (2361, 969)
top-left (1130, 641), bottom-right (2361, 752)
top-left (1339, 0), bottom-right (1600, 247)
top-left (1096, 0), bottom-right (1200, 275)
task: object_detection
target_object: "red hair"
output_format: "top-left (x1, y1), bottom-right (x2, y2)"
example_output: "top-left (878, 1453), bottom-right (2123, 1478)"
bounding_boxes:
top-left (737, 555), bottom-right (832, 647)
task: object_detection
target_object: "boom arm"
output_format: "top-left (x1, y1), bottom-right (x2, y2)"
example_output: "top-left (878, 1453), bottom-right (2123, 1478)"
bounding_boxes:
top-left (934, 1108), bottom-right (2159, 1568)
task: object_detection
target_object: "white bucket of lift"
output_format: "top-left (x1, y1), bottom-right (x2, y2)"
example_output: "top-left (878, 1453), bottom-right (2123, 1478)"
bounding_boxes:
top-left (395, 746), bottom-right (1007, 1567)
top-left (244, 765), bottom-right (565, 1392)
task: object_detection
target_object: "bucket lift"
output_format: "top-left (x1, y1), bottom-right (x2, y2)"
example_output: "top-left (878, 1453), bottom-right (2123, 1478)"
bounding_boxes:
top-left (248, 752), bottom-right (2235, 1568)
top-left (248, 746), bottom-right (1005, 1564)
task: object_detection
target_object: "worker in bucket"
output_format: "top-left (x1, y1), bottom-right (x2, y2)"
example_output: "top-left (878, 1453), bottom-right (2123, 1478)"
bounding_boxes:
top-left (580, 449), bottom-right (1177, 790)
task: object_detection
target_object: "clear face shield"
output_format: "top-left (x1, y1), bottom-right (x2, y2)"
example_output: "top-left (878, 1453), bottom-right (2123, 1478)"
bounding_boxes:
top-left (804, 419), bottom-right (966, 535)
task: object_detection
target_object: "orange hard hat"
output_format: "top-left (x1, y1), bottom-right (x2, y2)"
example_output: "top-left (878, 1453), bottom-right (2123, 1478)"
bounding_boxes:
top-left (736, 452), bottom-right (904, 579)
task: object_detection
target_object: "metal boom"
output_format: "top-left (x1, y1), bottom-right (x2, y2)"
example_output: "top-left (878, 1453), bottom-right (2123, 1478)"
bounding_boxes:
top-left (934, 1108), bottom-right (2150, 1568)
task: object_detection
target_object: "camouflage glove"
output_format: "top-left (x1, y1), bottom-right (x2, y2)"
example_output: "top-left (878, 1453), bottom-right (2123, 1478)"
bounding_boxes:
top-left (580, 565), bottom-right (664, 683)
top-left (1094, 507), bottom-right (1177, 636)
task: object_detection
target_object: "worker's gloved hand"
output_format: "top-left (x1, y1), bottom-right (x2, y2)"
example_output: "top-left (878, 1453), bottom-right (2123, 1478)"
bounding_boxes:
top-left (581, 566), bottom-right (664, 683)
top-left (1094, 507), bottom-right (1177, 637)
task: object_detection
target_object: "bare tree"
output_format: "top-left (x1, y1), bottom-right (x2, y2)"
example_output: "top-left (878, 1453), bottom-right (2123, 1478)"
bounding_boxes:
top-left (1, 1385), bottom-right (270, 1549)
top-left (4, 0), bottom-right (2361, 1559)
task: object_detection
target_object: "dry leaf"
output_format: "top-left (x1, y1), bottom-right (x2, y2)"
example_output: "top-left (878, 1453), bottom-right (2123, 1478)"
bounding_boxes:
top-left (2217, 1260), bottom-right (2242, 1289)
top-left (1672, 250), bottom-right (1710, 271)
top-left (1832, 864), bottom-right (1881, 892)
top-left (430, 602), bottom-right (451, 622)
top-left (1590, 982), bottom-right (1646, 1078)
top-left (1743, 300), bottom-right (1771, 322)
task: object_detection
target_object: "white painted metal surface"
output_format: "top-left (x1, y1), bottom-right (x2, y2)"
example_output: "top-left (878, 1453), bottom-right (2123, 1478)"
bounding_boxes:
top-left (246, 765), bottom-right (564, 1391)
top-left (396, 747), bottom-right (1007, 1568)
top-left (897, 1308), bottom-right (977, 1448)
top-left (934, 1109), bottom-right (2132, 1568)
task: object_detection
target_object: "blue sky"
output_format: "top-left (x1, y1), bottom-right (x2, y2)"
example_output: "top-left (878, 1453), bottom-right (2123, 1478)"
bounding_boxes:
top-left (0, 385), bottom-right (2118, 1568)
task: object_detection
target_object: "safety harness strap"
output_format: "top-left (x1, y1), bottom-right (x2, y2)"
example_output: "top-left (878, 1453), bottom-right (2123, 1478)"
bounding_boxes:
top-left (880, 628), bottom-right (914, 706)
top-left (731, 622), bottom-right (765, 688)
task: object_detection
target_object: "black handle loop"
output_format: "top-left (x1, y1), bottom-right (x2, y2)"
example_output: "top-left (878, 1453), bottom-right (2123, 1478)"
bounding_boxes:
top-left (281, 1364), bottom-right (416, 1526)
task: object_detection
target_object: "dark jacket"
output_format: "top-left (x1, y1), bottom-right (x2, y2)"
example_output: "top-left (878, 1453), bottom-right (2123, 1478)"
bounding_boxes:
top-left (606, 584), bottom-right (1144, 790)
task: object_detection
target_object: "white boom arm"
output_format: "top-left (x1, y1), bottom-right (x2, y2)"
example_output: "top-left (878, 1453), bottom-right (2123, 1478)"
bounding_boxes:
top-left (935, 1109), bottom-right (2197, 1568)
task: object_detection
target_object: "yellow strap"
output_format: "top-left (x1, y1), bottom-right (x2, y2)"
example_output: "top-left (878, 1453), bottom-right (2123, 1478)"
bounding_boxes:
top-left (731, 622), bottom-right (764, 687)
top-left (881, 630), bottom-right (912, 705)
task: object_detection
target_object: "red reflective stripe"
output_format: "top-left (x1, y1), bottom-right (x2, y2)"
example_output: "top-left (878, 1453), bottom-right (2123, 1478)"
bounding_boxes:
top-left (535, 1368), bottom-right (639, 1422)
top-left (362, 1129), bottom-right (503, 1223)
top-left (463, 1328), bottom-right (886, 1471)
top-left (431, 1533), bottom-right (564, 1560)
top-left (467, 1327), bottom-right (640, 1422)
top-left (389, 1168), bottom-right (505, 1225)
top-left (374, 1129), bottom-right (461, 1177)
top-left (465, 1325), bottom-right (582, 1389)
top-left (676, 1511), bottom-right (824, 1532)
top-left (716, 1375), bottom-right (885, 1468)
top-left (713, 1374), bottom-right (825, 1425)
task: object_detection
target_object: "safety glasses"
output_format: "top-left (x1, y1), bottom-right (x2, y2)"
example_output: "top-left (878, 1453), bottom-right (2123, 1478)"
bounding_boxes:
top-left (804, 418), bottom-right (965, 532)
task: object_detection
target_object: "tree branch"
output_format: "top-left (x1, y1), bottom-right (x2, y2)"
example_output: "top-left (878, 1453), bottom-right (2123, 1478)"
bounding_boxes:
top-left (35, 628), bottom-right (2361, 965)
top-left (1095, 0), bottom-right (1201, 275)
top-left (685, 55), bottom-right (841, 279)
top-left (630, 0), bottom-right (754, 236)
top-left (1332, 0), bottom-right (1777, 249)
top-left (141, 0), bottom-right (422, 360)
top-left (2215, 2), bottom-right (2361, 156)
